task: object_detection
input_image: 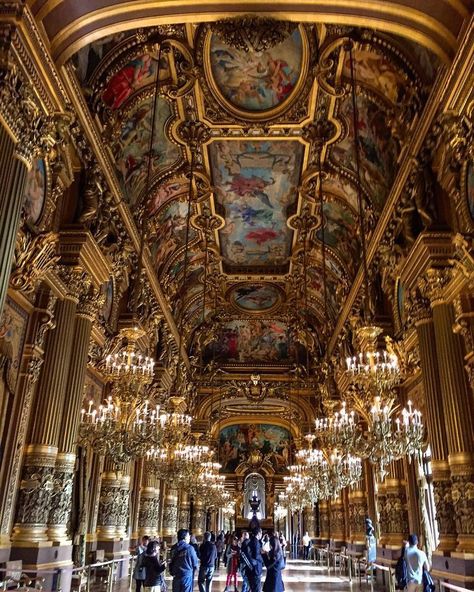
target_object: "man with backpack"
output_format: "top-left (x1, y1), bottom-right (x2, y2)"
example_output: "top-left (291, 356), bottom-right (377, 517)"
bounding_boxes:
top-left (169, 529), bottom-right (199, 592)
top-left (396, 535), bottom-right (430, 592)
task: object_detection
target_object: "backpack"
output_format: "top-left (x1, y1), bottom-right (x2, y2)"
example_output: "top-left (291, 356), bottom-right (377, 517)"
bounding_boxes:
top-left (395, 555), bottom-right (408, 590)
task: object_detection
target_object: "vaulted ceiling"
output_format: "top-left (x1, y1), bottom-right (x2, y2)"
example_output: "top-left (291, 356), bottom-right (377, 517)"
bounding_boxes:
top-left (63, 12), bottom-right (449, 375)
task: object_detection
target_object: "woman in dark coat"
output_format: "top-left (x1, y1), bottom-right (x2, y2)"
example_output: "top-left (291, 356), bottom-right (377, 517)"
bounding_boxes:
top-left (142, 540), bottom-right (166, 592)
top-left (263, 535), bottom-right (285, 592)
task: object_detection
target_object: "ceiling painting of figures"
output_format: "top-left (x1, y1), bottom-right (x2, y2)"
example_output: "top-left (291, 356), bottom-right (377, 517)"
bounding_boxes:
top-left (330, 94), bottom-right (399, 210)
top-left (149, 200), bottom-right (197, 276)
top-left (219, 424), bottom-right (291, 473)
top-left (208, 27), bottom-right (304, 115)
top-left (315, 200), bottom-right (360, 277)
top-left (229, 283), bottom-right (282, 313)
top-left (204, 319), bottom-right (292, 364)
top-left (148, 175), bottom-right (189, 217)
top-left (101, 52), bottom-right (171, 110)
top-left (210, 140), bottom-right (304, 273)
top-left (23, 159), bottom-right (47, 225)
top-left (112, 96), bottom-right (181, 205)
top-left (341, 48), bottom-right (408, 104)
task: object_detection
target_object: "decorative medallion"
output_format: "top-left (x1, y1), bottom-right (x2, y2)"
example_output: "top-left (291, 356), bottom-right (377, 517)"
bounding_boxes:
top-left (23, 159), bottom-right (47, 225)
top-left (204, 22), bottom-right (308, 120)
top-left (466, 161), bottom-right (474, 221)
top-left (228, 283), bottom-right (283, 314)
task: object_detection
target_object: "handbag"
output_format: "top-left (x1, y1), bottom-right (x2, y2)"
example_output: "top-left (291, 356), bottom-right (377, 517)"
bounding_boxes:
top-left (422, 569), bottom-right (435, 592)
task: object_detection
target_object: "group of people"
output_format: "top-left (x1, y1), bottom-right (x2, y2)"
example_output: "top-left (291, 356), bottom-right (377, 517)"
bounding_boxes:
top-left (133, 527), bottom-right (287, 592)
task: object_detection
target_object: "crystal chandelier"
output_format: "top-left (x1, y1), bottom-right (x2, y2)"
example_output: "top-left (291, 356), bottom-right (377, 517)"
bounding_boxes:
top-left (104, 326), bottom-right (155, 403)
top-left (346, 325), bottom-right (400, 394)
top-left (297, 448), bottom-right (362, 500)
top-left (283, 464), bottom-right (313, 511)
top-left (79, 397), bottom-right (163, 465)
top-left (313, 401), bottom-right (363, 453)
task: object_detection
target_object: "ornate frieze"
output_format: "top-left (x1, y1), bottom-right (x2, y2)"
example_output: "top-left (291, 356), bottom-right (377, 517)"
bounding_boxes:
top-left (433, 479), bottom-right (457, 537)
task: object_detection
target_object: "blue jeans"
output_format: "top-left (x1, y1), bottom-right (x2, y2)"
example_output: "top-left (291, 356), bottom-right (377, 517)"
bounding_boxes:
top-left (172, 575), bottom-right (194, 592)
top-left (240, 568), bottom-right (249, 592)
top-left (198, 566), bottom-right (215, 592)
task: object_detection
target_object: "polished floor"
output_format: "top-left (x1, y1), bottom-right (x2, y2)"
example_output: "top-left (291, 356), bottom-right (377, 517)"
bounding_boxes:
top-left (210, 560), bottom-right (374, 592)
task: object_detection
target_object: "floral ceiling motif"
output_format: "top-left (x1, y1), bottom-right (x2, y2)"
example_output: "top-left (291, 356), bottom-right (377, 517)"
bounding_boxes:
top-left (71, 19), bottom-right (441, 370)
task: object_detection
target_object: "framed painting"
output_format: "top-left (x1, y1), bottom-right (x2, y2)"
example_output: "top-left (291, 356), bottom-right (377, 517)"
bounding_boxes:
top-left (0, 298), bottom-right (29, 394)
top-left (203, 24), bottom-right (309, 120)
top-left (228, 283), bottom-right (283, 315)
top-left (23, 159), bottom-right (49, 227)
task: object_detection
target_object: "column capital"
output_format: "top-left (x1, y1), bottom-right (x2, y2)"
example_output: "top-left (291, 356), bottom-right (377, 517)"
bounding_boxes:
top-left (418, 267), bottom-right (453, 307)
top-left (407, 289), bottom-right (432, 326)
top-left (56, 265), bottom-right (90, 303)
top-left (399, 231), bottom-right (454, 292)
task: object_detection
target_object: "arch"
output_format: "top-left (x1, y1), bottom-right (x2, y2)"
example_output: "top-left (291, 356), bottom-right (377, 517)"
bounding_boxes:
top-left (34, 1), bottom-right (469, 64)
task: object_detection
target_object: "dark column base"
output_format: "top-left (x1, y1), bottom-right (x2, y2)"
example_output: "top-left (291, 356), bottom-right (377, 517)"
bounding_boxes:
top-left (9, 543), bottom-right (73, 591)
top-left (0, 545), bottom-right (10, 563)
top-left (432, 552), bottom-right (474, 589)
top-left (330, 538), bottom-right (345, 550)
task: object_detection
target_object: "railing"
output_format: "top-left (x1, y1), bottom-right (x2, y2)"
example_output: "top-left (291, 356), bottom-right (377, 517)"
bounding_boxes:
top-left (439, 581), bottom-right (473, 592)
top-left (0, 556), bottom-right (133, 592)
top-left (370, 562), bottom-right (395, 592)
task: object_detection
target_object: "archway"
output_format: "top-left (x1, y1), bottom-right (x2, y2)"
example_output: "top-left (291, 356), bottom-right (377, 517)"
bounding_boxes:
top-left (243, 473), bottom-right (266, 520)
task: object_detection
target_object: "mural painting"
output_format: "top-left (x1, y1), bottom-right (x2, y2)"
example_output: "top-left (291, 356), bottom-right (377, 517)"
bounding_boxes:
top-left (83, 371), bottom-right (104, 405)
top-left (73, 31), bottom-right (135, 82)
top-left (100, 279), bottom-right (114, 325)
top-left (0, 298), bottom-right (29, 394)
top-left (219, 424), bottom-right (291, 473)
top-left (229, 283), bottom-right (281, 312)
top-left (342, 48), bottom-right (406, 104)
top-left (331, 94), bottom-right (398, 210)
top-left (316, 200), bottom-right (360, 276)
top-left (150, 201), bottom-right (197, 275)
top-left (148, 176), bottom-right (188, 216)
top-left (206, 319), bottom-right (290, 363)
top-left (210, 140), bottom-right (304, 269)
top-left (306, 266), bottom-right (339, 315)
top-left (114, 97), bottom-right (180, 203)
top-left (209, 29), bottom-right (303, 112)
top-left (102, 52), bottom-right (171, 110)
top-left (23, 159), bottom-right (46, 225)
top-left (467, 162), bottom-right (474, 221)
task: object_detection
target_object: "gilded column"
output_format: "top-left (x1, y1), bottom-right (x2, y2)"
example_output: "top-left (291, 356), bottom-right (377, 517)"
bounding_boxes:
top-left (411, 292), bottom-right (456, 551)
top-left (49, 284), bottom-right (96, 542)
top-left (319, 500), bottom-right (330, 544)
top-left (191, 498), bottom-right (206, 537)
top-left (86, 453), bottom-right (104, 556)
top-left (329, 496), bottom-right (345, 549)
top-left (96, 459), bottom-right (131, 558)
top-left (303, 505), bottom-right (316, 538)
top-left (0, 291), bottom-right (55, 549)
top-left (377, 462), bottom-right (409, 549)
top-left (129, 460), bottom-right (143, 547)
top-left (12, 276), bottom-right (82, 544)
top-left (0, 124), bottom-right (29, 315)
top-left (138, 467), bottom-right (160, 538)
top-left (421, 269), bottom-right (474, 552)
top-left (162, 487), bottom-right (178, 540)
top-left (348, 482), bottom-right (368, 553)
top-left (178, 491), bottom-right (190, 531)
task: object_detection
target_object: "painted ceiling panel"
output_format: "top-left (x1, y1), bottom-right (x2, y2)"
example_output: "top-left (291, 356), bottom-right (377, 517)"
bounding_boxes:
top-left (210, 140), bottom-right (304, 273)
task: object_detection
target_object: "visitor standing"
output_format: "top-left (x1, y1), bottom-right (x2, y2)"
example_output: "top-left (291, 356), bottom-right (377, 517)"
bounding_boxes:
top-left (198, 532), bottom-right (217, 592)
top-left (262, 535), bottom-right (285, 592)
top-left (133, 535), bottom-right (150, 592)
top-left (142, 540), bottom-right (166, 592)
top-left (169, 529), bottom-right (199, 592)
top-left (405, 534), bottom-right (430, 592)
top-left (225, 535), bottom-right (240, 592)
top-left (242, 527), bottom-right (263, 592)
top-left (216, 531), bottom-right (225, 569)
top-left (239, 531), bottom-right (250, 592)
top-left (302, 532), bottom-right (311, 560)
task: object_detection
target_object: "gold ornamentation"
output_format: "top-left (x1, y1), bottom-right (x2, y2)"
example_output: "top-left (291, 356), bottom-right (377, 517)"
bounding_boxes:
top-left (9, 231), bottom-right (59, 294)
top-left (418, 267), bottom-right (452, 305)
top-left (433, 479), bottom-right (457, 536)
top-left (212, 17), bottom-right (297, 53)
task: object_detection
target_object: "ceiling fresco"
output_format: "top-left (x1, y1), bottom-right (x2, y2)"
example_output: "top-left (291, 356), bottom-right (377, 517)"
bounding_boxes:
top-left (70, 18), bottom-right (442, 373)
top-left (210, 139), bottom-right (305, 274)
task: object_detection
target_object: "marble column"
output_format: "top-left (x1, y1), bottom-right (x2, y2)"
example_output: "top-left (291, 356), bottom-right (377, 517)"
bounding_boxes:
top-left (138, 465), bottom-right (160, 538)
top-left (162, 487), bottom-right (178, 540)
top-left (49, 286), bottom-right (95, 543)
top-left (423, 269), bottom-right (474, 552)
top-left (12, 289), bottom-right (80, 545)
top-left (178, 491), bottom-right (190, 531)
top-left (0, 124), bottom-right (29, 316)
top-left (412, 292), bottom-right (457, 551)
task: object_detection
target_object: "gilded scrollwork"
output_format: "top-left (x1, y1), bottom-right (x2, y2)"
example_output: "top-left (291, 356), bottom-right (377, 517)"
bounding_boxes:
top-left (9, 231), bottom-right (59, 294)
top-left (433, 479), bottom-right (457, 536)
